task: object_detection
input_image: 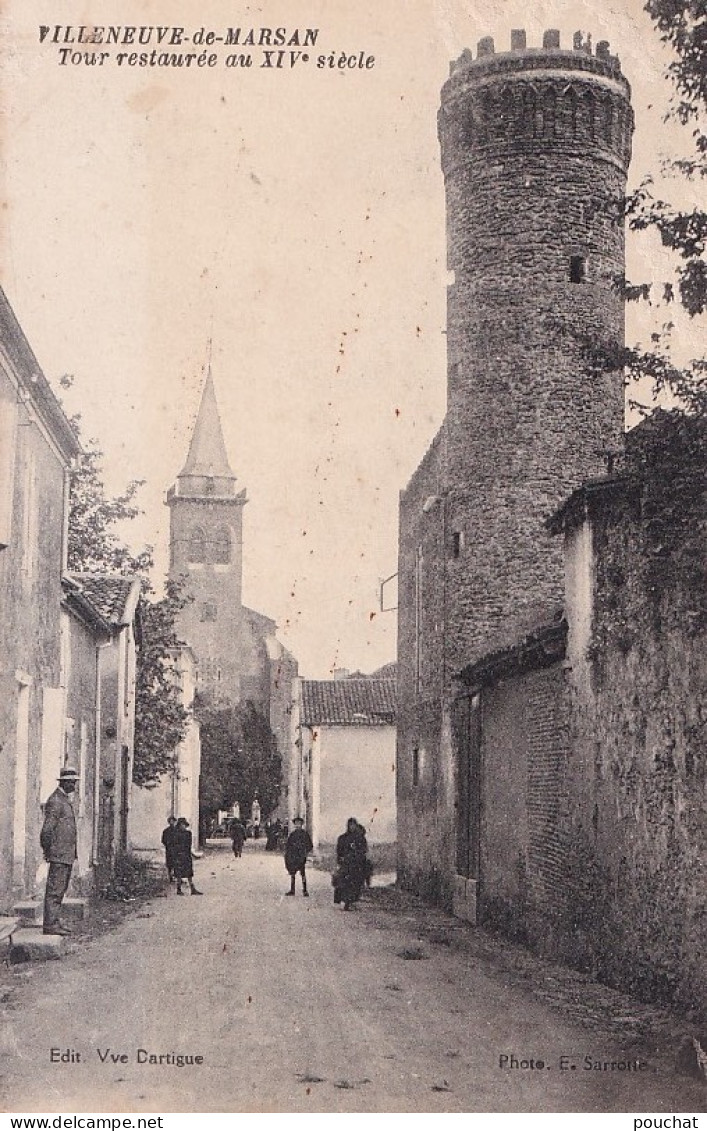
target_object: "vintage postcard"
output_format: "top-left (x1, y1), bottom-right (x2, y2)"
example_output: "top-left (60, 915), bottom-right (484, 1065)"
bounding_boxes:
top-left (0, 0), bottom-right (704, 1118)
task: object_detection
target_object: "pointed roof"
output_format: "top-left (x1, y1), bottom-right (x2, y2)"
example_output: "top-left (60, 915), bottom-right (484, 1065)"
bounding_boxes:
top-left (179, 369), bottom-right (235, 480)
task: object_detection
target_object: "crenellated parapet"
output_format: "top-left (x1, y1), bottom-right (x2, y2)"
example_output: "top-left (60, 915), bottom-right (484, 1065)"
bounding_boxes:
top-left (439, 29), bottom-right (633, 174)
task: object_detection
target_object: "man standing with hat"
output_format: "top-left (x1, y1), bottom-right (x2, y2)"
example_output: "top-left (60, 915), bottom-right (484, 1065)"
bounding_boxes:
top-left (40, 766), bottom-right (79, 935)
top-left (284, 817), bottom-right (313, 897)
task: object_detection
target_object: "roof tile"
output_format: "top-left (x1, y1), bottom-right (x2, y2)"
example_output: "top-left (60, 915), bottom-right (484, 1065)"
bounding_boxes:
top-left (69, 573), bottom-right (139, 626)
top-left (300, 679), bottom-right (396, 726)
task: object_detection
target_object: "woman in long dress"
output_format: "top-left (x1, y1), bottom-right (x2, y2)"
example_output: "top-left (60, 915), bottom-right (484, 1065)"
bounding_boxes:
top-left (335, 817), bottom-right (368, 910)
top-left (173, 818), bottom-right (202, 896)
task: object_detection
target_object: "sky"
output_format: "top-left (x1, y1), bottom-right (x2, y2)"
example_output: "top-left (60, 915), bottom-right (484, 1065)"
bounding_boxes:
top-left (0, 0), bottom-right (690, 677)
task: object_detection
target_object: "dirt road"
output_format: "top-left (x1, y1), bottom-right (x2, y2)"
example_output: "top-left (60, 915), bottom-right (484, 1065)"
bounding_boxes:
top-left (1, 843), bottom-right (704, 1113)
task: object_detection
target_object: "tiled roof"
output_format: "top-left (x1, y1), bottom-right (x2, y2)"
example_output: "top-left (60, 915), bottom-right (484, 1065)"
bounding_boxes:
top-left (458, 619), bottom-right (568, 687)
top-left (300, 679), bottom-right (396, 726)
top-left (61, 576), bottom-right (112, 636)
top-left (69, 573), bottom-right (140, 626)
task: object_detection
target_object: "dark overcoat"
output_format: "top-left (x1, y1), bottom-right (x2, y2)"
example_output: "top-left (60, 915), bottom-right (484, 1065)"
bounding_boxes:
top-left (172, 826), bottom-right (194, 879)
top-left (284, 827), bottom-right (313, 874)
top-left (161, 824), bottom-right (177, 868)
top-left (40, 788), bottom-right (77, 866)
top-left (335, 829), bottom-right (368, 904)
top-left (230, 820), bottom-right (246, 849)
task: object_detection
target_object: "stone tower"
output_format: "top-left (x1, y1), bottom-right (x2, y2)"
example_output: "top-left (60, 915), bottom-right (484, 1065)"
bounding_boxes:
top-left (438, 29), bottom-right (633, 671)
top-left (167, 371), bottom-right (251, 704)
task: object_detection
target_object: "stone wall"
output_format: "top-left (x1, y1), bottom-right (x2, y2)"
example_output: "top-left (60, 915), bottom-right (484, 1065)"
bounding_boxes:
top-left (440, 33), bottom-right (631, 672)
top-left (268, 643), bottom-right (298, 819)
top-left (479, 665), bottom-right (572, 942)
top-left (397, 427), bottom-right (456, 906)
top-left (0, 376), bottom-right (67, 909)
top-left (560, 415), bottom-right (707, 1016)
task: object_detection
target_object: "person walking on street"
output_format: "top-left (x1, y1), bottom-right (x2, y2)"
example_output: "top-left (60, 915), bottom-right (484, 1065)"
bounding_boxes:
top-left (334, 817), bottom-right (368, 911)
top-left (161, 815), bottom-right (177, 882)
top-left (284, 816), bottom-right (312, 897)
top-left (265, 818), bottom-right (282, 851)
top-left (40, 766), bottom-right (79, 935)
top-left (173, 817), bottom-right (202, 895)
top-left (230, 818), bottom-right (246, 858)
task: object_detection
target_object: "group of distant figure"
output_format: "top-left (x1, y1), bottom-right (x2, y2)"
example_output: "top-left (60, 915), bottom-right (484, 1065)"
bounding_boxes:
top-left (280, 814), bottom-right (373, 909)
top-left (162, 812), bottom-right (373, 910)
top-left (160, 816), bottom-right (202, 895)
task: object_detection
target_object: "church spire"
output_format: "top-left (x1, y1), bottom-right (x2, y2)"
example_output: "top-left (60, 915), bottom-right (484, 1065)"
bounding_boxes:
top-left (178, 365), bottom-right (235, 482)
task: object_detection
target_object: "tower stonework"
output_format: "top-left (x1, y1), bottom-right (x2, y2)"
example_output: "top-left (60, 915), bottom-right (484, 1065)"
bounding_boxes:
top-left (167, 372), bottom-right (267, 707)
top-left (439, 31), bottom-right (633, 670)
top-left (396, 31), bottom-right (634, 909)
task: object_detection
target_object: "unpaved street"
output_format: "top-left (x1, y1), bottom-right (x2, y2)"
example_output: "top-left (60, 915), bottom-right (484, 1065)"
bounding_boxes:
top-left (1, 843), bottom-right (704, 1113)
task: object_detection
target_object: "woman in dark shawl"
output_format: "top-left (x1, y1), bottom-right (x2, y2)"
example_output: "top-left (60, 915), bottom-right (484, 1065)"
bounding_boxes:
top-left (334, 817), bottom-right (368, 910)
top-left (173, 818), bottom-right (202, 896)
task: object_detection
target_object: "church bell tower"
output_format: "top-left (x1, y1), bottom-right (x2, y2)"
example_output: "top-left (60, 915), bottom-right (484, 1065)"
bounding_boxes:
top-left (167, 371), bottom-right (247, 702)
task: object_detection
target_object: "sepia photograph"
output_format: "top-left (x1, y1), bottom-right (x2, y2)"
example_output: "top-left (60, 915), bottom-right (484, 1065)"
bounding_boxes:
top-left (0, 0), bottom-right (705, 1117)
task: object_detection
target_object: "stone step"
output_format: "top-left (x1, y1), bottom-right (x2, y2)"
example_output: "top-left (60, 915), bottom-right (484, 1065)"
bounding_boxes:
top-left (0, 916), bottom-right (19, 944)
top-left (12, 898), bottom-right (88, 930)
top-left (13, 900), bottom-right (41, 925)
top-left (10, 928), bottom-right (66, 962)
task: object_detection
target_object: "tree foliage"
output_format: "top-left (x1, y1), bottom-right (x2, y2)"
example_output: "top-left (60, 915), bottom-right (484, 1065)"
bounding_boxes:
top-left (62, 381), bottom-right (153, 575)
top-left (63, 385), bottom-right (190, 788)
top-left (132, 580), bottom-right (192, 788)
top-left (624, 0), bottom-right (707, 415)
top-left (198, 699), bottom-right (282, 820)
top-left (645, 0), bottom-right (707, 122)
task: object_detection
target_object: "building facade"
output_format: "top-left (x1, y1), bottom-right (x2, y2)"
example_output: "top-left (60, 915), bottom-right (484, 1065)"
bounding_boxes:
top-left (0, 286), bottom-right (81, 912)
top-left (448, 415), bottom-right (706, 1015)
top-left (66, 573), bottom-right (141, 889)
top-left (60, 576), bottom-right (112, 896)
top-left (397, 35), bottom-right (706, 1018)
top-left (295, 673), bottom-right (397, 850)
top-left (397, 30), bottom-right (633, 910)
top-left (547, 414), bottom-right (706, 1017)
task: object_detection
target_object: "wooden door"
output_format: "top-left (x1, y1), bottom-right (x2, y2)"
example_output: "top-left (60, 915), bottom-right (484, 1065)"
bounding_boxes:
top-left (453, 692), bottom-right (482, 881)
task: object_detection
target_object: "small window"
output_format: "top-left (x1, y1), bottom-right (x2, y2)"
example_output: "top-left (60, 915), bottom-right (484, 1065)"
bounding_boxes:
top-left (452, 531), bottom-right (464, 558)
top-left (201, 601), bottom-right (217, 622)
top-left (412, 748), bottom-right (420, 787)
top-left (188, 525), bottom-right (207, 563)
top-left (569, 255), bottom-right (586, 284)
top-left (212, 525), bottom-right (231, 564)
